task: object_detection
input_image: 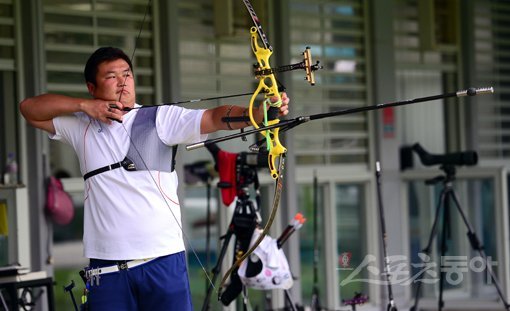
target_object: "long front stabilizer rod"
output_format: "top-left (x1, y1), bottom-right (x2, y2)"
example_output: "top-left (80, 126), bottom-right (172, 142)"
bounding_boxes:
top-left (186, 87), bottom-right (494, 151)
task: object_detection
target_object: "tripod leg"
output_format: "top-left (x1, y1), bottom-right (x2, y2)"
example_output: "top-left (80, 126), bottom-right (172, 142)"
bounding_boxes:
top-left (437, 190), bottom-right (452, 311)
top-left (284, 289), bottom-right (298, 311)
top-left (201, 226), bottom-right (235, 311)
top-left (449, 190), bottom-right (510, 310)
top-left (411, 188), bottom-right (448, 311)
top-left (0, 290), bottom-right (7, 311)
top-left (205, 182), bottom-right (212, 292)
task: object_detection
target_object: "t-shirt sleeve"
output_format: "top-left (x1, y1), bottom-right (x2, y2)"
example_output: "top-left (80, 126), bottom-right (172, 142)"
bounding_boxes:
top-left (156, 106), bottom-right (207, 145)
top-left (50, 114), bottom-right (77, 145)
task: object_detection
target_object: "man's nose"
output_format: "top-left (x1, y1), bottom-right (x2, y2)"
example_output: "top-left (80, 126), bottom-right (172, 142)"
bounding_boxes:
top-left (117, 75), bottom-right (126, 86)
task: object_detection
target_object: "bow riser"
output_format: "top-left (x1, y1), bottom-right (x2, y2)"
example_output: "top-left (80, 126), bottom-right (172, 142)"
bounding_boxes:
top-left (248, 26), bottom-right (286, 179)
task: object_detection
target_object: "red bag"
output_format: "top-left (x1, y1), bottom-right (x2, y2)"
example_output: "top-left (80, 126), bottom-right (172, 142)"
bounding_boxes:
top-left (217, 150), bottom-right (238, 206)
top-left (45, 176), bottom-right (74, 225)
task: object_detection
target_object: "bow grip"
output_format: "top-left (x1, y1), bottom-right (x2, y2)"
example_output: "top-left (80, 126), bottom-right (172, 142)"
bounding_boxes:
top-left (265, 119), bottom-right (286, 179)
top-left (267, 106), bottom-right (279, 121)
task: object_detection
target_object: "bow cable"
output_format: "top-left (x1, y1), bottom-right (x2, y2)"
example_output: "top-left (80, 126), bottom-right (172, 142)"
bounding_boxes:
top-left (110, 0), bottom-right (216, 291)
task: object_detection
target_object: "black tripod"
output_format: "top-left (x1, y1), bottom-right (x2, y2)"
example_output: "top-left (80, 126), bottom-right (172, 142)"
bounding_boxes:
top-left (201, 152), bottom-right (262, 311)
top-left (411, 164), bottom-right (510, 311)
top-left (201, 185), bottom-right (260, 310)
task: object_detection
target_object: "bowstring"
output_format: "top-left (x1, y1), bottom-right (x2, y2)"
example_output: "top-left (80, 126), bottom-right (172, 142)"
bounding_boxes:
top-left (113, 0), bottom-right (216, 291)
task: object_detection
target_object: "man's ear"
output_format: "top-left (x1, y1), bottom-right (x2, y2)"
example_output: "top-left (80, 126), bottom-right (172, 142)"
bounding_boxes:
top-left (86, 82), bottom-right (95, 96)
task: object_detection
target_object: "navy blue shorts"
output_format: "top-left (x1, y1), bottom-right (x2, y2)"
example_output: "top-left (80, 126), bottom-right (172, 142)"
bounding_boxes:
top-left (86, 251), bottom-right (192, 311)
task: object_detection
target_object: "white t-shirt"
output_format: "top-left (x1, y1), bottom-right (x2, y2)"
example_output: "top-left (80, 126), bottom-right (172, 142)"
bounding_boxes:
top-left (51, 104), bottom-right (206, 260)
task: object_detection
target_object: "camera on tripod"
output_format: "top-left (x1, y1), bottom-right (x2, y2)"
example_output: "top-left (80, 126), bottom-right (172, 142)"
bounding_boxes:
top-left (234, 151), bottom-right (267, 187)
top-left (229, 151), bottom-right (264, 231)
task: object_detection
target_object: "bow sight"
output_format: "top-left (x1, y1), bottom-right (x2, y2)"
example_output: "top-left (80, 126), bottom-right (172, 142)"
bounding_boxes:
top-left (253, 47), bottom-right (323, 86)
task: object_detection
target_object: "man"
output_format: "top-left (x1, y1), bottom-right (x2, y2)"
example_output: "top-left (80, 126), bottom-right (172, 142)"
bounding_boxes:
top-left (20, 47), bottom-right (289, 310)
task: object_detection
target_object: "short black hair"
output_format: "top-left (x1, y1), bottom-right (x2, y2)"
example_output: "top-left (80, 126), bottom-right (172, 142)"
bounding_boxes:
top-left (84, 47), bottom-right (133, 85)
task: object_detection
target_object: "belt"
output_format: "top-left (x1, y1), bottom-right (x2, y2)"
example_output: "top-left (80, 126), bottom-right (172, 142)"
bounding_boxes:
top-left (83, 257), bottom-right (157, 287)
top-left (87, 258), bottom-right (156, 277)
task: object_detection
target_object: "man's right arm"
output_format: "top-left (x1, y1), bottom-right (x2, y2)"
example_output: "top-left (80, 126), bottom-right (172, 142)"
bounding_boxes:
top-left (20, 94), bottom-right (124, 134)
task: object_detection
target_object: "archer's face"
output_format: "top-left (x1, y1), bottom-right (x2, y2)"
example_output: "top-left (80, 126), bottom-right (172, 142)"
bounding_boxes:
top-left (87, 58), bottom-right (136, 108)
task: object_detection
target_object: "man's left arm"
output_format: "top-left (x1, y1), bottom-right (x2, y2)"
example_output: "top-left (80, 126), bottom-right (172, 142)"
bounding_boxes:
top-left (200, 93), bottom-right (289, 134)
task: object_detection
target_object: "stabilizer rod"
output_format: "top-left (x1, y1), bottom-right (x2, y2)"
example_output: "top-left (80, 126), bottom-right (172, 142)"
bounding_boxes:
top-left (186, 87), bottom-right (493, 151)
